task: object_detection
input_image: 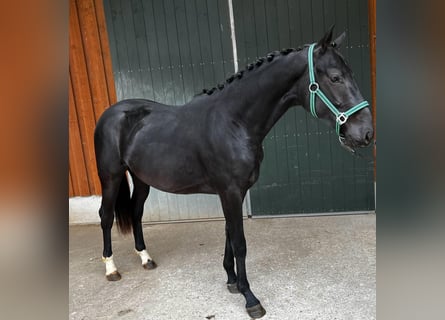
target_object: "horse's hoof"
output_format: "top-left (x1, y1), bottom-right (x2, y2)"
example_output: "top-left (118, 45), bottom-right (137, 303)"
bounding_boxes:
top-left (246, 303), bottom-right (266, 319)
top-left (142, 260), bottom-right (157, 270)
top-left (106, 271), bottom-right (121, 281)
top-left (227, 283), bottom-right (239, 294)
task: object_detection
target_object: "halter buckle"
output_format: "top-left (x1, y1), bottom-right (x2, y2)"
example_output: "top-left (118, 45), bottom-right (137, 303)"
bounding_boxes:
top-left (336, 113), bottom-right (348, 125)
top-left (309, 82), bottom-right (319, 93)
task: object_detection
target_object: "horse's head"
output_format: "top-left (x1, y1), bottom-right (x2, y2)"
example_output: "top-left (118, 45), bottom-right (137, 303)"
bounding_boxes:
top-left (301, 27), bottom-right (373, 151)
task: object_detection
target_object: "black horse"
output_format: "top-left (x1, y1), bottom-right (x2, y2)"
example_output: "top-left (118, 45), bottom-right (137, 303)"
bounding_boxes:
top-left (94, 28), bottom-right (373, 318)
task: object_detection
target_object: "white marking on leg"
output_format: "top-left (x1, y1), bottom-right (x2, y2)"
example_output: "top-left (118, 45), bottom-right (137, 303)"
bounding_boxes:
top-left (102, 255), bottom-right (117, 275)
top-left (135, 249), bottom-right (152, 265)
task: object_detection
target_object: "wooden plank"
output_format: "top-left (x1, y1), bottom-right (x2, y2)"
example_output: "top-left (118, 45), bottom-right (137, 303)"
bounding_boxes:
top-left (70, 0), bottom-right (117, 195)
top-left (70, 0), bottom-right (102, 195)
top-left (94, 0), bottom-right (117, 105)
top-left (69, 169), bottom-right (74, 197)
top-left (69, 72), bottom-right (90, 195)
top-left (69, 0), bottom-right (117, 197)
top-left (76, 0), bottom-right (110, 119)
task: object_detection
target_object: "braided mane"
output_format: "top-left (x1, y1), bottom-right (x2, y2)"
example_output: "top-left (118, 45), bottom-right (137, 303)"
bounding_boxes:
top-left (200, 47), bottom-right (303, 96)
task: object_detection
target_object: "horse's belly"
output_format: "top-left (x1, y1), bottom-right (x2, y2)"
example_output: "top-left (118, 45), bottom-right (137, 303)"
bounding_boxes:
top-left (126, 143), bottom-right (213, 194)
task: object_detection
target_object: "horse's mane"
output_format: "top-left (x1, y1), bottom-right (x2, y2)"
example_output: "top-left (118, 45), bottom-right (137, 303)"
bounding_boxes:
top-left (198, 46), bottom-right (304, 96)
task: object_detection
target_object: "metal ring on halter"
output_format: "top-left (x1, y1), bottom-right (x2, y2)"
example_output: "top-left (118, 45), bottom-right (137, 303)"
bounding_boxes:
top-left (309, 82), bottom-right (319, 93)
top-left (336, 113), bottom-right (348, 125)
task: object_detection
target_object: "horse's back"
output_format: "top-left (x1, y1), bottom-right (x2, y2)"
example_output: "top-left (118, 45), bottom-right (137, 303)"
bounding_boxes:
top-left (96, 99), bottom-right (168, 127)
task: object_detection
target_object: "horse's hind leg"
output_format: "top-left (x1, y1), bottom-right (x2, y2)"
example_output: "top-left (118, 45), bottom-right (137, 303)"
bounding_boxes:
top-left (99, 173), bottom-right (125, 281)
top-left (130, 173), bottom-right (157, 269)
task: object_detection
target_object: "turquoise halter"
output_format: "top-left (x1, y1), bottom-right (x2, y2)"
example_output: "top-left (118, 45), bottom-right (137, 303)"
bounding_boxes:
top-left (308, 43), bottom-right (369, 135)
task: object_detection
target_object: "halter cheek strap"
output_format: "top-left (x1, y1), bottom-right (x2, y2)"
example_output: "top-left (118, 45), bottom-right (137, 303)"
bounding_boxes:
top-left (308, 43), bottom-right (369, 135)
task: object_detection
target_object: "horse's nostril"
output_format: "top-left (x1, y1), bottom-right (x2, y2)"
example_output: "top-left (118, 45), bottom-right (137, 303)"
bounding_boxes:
top-left (364, 130), bottom-right (373, 144)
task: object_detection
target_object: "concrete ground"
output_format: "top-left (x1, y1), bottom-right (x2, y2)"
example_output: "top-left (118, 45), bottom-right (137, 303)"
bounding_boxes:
top-left (69, 214), bottom-right (375, 320)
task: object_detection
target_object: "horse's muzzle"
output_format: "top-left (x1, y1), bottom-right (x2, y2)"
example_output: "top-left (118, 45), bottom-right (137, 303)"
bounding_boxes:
top-left (339, 125), bottom-right (373, 150)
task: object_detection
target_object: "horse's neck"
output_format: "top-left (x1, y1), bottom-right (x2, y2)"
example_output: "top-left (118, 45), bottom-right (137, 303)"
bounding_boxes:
top-left (222, 51), bottom-right (307, 142)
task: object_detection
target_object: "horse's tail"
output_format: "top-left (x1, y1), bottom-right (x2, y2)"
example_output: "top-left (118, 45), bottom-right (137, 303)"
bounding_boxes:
top-left (115, 173), bottom-right (133, 234)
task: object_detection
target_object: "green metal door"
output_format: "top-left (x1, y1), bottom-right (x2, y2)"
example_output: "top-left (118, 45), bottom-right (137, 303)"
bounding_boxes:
top-left (233, 0), bottom-right (374, 215)
top-left (103, 0), bottom-right (375, 219)
top-left (103, 0), bottom-right (245, 222)
top-left (103, 0), bottom-right (234, 104)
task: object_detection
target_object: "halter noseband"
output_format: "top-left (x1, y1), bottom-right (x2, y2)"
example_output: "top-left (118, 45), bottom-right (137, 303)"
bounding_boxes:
top-left (308, 43), bottom-right (369, 136)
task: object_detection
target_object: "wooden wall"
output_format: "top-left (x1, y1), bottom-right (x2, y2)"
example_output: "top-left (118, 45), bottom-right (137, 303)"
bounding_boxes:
top-left (69, 0), bottom-right (116, 196)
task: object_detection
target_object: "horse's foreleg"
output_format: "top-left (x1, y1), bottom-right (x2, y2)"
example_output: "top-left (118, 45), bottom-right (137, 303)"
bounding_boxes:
top-left (131, 175), bottom-right (157, 270)
top-left (220, 188), bottom-right (266, 319)
top-left (224, 223), bottom-right (238, 293)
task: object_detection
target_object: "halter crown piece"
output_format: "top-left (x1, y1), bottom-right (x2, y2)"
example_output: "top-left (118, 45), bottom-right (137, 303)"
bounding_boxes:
top-left (308, 43), bottom-right (369, 135)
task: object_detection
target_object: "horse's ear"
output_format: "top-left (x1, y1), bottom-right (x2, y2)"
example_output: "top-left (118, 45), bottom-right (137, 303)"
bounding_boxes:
top-left (331, 31), bottom-right (346, 48)
top-left (317, 25), bottom-right (335, 53)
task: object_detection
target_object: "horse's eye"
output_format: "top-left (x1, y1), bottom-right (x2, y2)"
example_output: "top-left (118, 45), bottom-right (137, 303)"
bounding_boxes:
top-left (330, 75), bottom-right (341, 83)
